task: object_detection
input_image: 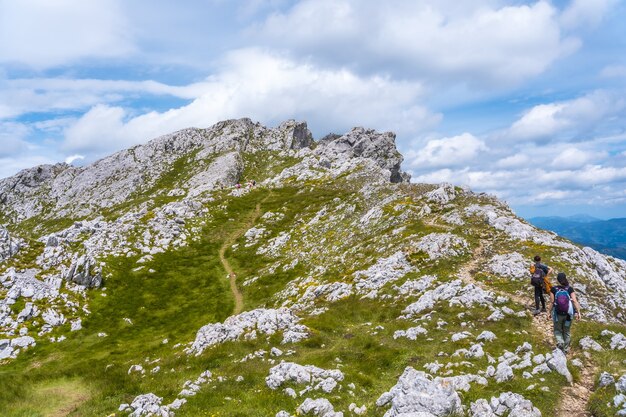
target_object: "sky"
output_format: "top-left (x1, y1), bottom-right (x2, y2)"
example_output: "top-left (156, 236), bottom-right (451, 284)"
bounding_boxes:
top-left (1, 0), bottom-right (625, 219)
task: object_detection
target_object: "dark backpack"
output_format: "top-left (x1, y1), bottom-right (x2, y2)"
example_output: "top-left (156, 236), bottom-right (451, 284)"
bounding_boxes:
top-left (530, 264), bottom-right (546, 288)
top-left (554, 286), bottom-right (573, 315)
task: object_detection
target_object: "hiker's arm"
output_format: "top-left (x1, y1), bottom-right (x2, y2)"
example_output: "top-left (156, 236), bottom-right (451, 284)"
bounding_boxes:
top-left (571, 292), bottom-right (582, 319)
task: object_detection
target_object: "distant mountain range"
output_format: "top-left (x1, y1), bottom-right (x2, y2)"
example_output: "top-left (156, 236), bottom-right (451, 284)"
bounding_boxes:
top-left (529, 215), bottom-right (626, 260)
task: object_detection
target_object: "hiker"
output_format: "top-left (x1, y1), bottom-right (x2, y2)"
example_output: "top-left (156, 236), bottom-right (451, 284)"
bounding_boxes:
top-left (530, 255), bottom-right (553, 315)
top-left (548, 272), bottom-right (582, 353)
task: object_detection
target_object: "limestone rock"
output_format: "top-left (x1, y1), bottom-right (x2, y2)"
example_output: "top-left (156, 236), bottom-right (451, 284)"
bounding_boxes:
top-left (393, 326), bottom-right (428, 340)
top-left (616, 375), bottom-right (626, 393)
top-left (297, 398), bottom-right (343, 417)
top-left (266, 362), bottom-right (344, 393)
top-left (64, 254), bottom-right (102, 288)
top-left (315, 127), bottom-right (408, 183)
top-left (354, 251), bottom-right (414, 296)
top-left (121, 393), bottom-right (173, 417)
top-left (402, 280), bottom-right (495, 318)
top-left (495, 362), bottom-right (514, 382)
top-left (376, 367), bottom-right (463, 417)
top-left (489, 252), bottom-right (528, 280)
top-left (579, 336), bottom-right (603, 351)
top-left (470, 392), bottom-right (541, 417)
top-left (0, 227), bottom-right (22, 262)
top-left (546, 348), bottom-right (573, 384)
top-left (598, 372), bottom-right (615, 388)
top-left (189, 308), bottom-right (309, 355)
top-left (477, 331), bottom-right (497, 342)
top-left (410, 233), bottom-right (468, 260)
top-left (425, 183), bottom-right (456, 205)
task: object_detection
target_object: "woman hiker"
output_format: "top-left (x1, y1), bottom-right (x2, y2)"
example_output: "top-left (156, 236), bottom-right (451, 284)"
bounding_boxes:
top-left (547, 272), bottom-right (582, 354)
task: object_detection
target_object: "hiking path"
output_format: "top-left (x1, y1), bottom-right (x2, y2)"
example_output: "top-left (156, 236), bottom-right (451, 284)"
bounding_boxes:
top-left (218, 200), bottom-right (264, 316)
top-left (458, 239), bottom-right (597, 417)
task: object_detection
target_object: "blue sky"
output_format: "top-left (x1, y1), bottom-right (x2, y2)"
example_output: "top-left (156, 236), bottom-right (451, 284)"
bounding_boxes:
top-left (1, 0), bottom-right (625, 219)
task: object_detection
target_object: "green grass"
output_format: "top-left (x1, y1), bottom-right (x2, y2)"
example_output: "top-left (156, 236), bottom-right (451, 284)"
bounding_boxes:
top-left (0, 191), bottom-right (245, 415)
top-left (4, 178), bottom-right (626, 416)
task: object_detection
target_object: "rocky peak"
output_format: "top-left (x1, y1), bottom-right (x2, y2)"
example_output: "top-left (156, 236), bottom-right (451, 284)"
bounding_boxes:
top-left (276, 120), bottom-right (314, 150)
top-left (0, 119), bottom-right (411, 224)
top-left (315, 127), bottom-right (409, 183)
top-left (0, 163), bottom-right (70, 203)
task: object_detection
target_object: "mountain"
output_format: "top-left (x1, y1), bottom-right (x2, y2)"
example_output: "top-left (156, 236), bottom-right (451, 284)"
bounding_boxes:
top-left (2, 118), bottom-right (626, 416)
top-left (529, 216), bottom-right (626, 260)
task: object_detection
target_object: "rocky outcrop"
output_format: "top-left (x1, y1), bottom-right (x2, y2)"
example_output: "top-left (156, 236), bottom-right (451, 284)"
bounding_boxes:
top-left (119, 393), bottom-right (173, 417)
top-left (470, 392), bottom-right (541, 417)
top-left (410, 232), bottom-right (469, 260)
top-left (0, 336), bottom-right (36, 360)
top-left (315, 127), bottom-right (409, 183)
top-left (266, 362), bottom-right (344, 393)
top-left (401, 280), bottom-right (496, 319)
top-left (0, 227), bottom-right (22, 262)
top-left (353, 251), bottom-right (414, 297)
top-left (425, 183), bottom-right (456, 204)
top-left (376, 367), bottom-right (463, 416)
top-left (489, 252), bottom-right (528, 280)
top-left (64, 254), bottom-right (102, 288)
top-left (546, 348), bottom-right (573, 384)
top-left (0, 119), bottom-right (302, 221)
top-left (188, 308), bottom-right (309, 355)
top-left (0, 119), bottom-right (408, 223)
top-left (297, 398), bottom-right (342, 417)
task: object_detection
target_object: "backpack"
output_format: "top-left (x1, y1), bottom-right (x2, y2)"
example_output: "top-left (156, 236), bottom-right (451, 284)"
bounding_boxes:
top-left (554, 286), bottom-right (574, 316)
top-left (530, 264), bottom-right (545, 288)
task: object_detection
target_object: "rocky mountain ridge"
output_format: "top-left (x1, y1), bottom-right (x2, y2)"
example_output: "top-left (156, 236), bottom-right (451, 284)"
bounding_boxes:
top-left (1, 119), bottom-right (626, 417)
top-left (0, 118), bottom-right (406, 224)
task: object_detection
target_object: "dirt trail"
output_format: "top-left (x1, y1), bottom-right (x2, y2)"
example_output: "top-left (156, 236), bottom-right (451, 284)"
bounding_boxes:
top-left (458, 238), bottom-right (597, 416)
top-left (218, 201), bottom-right (263, 316)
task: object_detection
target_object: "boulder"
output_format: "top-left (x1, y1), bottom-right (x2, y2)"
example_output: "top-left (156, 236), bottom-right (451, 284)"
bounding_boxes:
top-left (598, 372), bottom-right (615, 388)
top-left (376, 367), bottom-right (463, 417)
top-left (546, 348), bottom-right (573, 384)
top-left (266, 362), bottom-right (344, 393)
top-left (189, 308), bottom-right (309, 355)
top-left (297, 398), bottom-right (343, 417)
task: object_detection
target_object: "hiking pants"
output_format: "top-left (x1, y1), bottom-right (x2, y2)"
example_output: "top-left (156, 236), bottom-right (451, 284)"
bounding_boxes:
top-left (534, 285), bottom-right (545, 310)
top-left (553, 314), bottom-right (572, 352)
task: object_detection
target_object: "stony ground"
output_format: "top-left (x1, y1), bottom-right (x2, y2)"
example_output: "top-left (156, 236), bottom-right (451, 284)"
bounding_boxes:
top-left (1, 119), bottom-right (626, 416)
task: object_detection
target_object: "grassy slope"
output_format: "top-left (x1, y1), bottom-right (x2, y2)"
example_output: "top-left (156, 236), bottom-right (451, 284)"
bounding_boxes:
top-left (3, 172), bottom-right (626, 415)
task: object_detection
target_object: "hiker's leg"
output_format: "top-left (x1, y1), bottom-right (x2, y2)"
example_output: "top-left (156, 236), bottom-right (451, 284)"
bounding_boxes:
top-left (534, 286), bottom-right (542, 311)
top-left (553, 316), bottom-right (566, 351)
top-left (539, 290), bottom-right (546, 310)
top-left (563, 319), bottom-right (573, 353)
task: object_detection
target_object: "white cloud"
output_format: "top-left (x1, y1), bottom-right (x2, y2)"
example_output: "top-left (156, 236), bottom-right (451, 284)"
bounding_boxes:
top-left (495, 154), bottom-right (530, 169)
top-left (0, 121), bottom-right (31, 157)
top-left (62, 48), bottom-right (441, 156)
top-left (0, 0), bottom-right (133, 68)
top-left (411, 163), bottom-right (626, 206)
top-left (507, 103), bottom-right (567, 140)
top-left (65, 154), bottom-right (85, 165)
top-left (505, 90), bottom-right (625, 141)
top-left (0, 77), bottom-right (213, 119)
top-left (406, 133), bottom-right (486, 169)
top-left (560, 0), bottom-right (617, 29)
top-left (0, 155), bottom-right (57, 179)
top-left (533, 190), bottom-right (579, 201)
top-left (600, 65), bottom-right (626, 78)
top-left (255, 0), bottom-right (579, 86)
top-left (551, 147), bottom-right (592, 168)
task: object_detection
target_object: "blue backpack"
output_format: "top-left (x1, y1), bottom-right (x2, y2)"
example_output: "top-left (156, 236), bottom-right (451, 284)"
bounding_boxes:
top-left (554, 286), bottom-right (573, 316)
